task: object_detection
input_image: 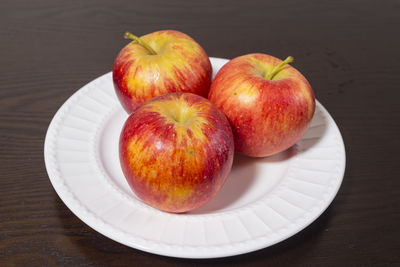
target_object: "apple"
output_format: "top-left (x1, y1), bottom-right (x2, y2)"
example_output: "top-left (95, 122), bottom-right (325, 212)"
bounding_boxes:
top-left (113, 30), bottom-right (212, 114)
top-left (119, 92), bottom-right (234, 213)
top-left (208, 54), bottom-right (315, 157)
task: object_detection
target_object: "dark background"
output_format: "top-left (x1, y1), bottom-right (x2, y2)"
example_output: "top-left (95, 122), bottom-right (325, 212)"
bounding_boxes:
top-left (1, 0), bottom-right (399, 266)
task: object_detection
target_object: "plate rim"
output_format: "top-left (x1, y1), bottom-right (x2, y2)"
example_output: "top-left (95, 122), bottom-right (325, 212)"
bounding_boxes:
top-left (44, 57), bottom-right (346, 258)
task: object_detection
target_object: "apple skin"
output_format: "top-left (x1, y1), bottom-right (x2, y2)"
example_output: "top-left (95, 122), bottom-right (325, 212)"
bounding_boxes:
top-left (119, 92), bottom-right (234, 213)
top-left (208, 53), bottom-right (315, 157)
top-left (113, 30), bottom-right (212, 114)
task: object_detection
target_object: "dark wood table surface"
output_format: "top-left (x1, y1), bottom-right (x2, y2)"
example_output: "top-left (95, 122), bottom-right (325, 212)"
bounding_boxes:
top-left (1, 0), bottom-right (399, 266)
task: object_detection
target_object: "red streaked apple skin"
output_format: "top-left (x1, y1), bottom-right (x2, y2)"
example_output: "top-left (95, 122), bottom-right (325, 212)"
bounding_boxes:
top-left (119, 93), bottom-right (234, 213)
top-left (209, 53), bottom-right (315, 157)
top-left (113, 30), bottom-right (212, 114)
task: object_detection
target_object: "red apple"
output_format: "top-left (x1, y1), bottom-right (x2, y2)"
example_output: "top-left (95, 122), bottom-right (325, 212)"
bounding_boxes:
top-left (119, 92), bottom-right (234, 213)
top-left (113, 30), bottom-right (212, 114)
top-left (208, 54), bottom-right (315, 157)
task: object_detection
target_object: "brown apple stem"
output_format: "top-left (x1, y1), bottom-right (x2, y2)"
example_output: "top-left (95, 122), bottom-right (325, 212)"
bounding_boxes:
top-left (266, 56), bottom-right (294, 80)
top-left (124, 32), bottom-right (157, 55)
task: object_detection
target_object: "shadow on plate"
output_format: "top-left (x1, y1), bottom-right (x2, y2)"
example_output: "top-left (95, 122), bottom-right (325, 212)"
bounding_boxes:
top-left (294, 104), bottom-right (329, 155)
top-left (189, 147), bottom-right (297, 214)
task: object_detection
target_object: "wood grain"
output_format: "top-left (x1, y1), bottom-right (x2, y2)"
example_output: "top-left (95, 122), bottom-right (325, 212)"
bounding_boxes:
top-left (0, 0), bottom-right (399, 266)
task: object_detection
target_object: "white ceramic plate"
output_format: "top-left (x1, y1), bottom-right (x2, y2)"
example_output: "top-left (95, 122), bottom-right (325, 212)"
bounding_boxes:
top-left (44, 57), bottom-right (346, 259)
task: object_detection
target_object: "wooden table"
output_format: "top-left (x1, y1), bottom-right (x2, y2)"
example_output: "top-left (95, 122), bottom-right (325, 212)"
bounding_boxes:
top-left (1, 0), bottom-right (399, 265)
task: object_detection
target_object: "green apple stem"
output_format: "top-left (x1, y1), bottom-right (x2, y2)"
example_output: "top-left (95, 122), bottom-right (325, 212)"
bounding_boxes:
top-left (266, 56), bottom-right (294, 80)
top-left (124, 32), bottom-right (157, 55)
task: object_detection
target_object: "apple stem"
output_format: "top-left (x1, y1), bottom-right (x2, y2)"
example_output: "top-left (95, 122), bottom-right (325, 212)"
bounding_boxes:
top-left (266, 56), bottom-right (294, 80)
top-left (124, 32), bottom-right (157, 55)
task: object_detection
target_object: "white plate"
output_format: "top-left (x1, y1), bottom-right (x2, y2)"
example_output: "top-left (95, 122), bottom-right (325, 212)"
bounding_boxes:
top-left (44, 57), bottom-right (346, 259)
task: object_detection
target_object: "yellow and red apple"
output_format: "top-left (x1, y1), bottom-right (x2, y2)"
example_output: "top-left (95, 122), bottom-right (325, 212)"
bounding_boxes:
top-left (119, 93), bottom-right (234, 213)
top-left (209, 54), bottom-right (315, 157)
top-left (113, 30), bottom-right (212, 114)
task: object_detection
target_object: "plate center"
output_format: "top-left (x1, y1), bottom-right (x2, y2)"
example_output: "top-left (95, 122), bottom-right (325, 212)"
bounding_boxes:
top-left (97, 108), bottom-right (293, 214)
